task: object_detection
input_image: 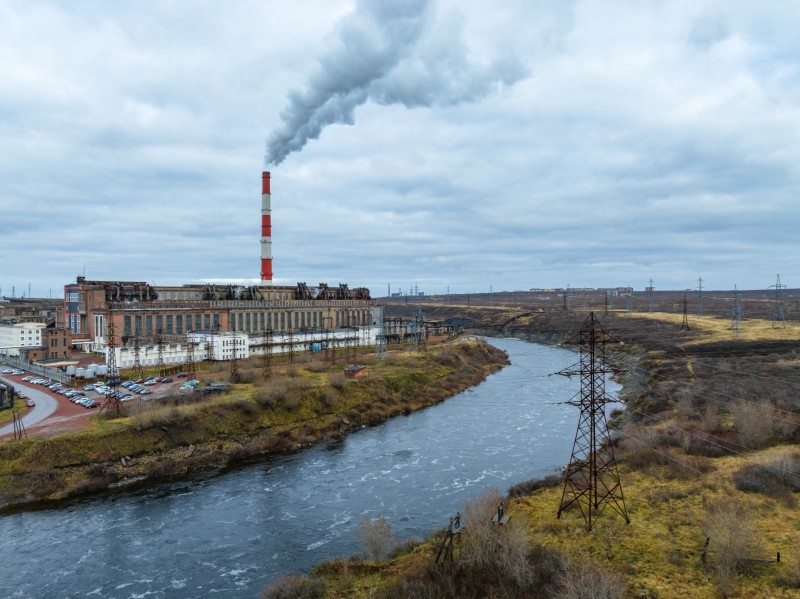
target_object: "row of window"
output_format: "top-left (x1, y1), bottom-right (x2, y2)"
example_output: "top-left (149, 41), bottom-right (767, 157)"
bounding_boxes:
top-left (123, 313), bottom-right (222, 337)
top-left (230, 310), bottom-right (371, 333)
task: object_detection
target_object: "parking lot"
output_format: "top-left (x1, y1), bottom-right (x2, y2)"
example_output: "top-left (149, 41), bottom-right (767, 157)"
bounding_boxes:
top-left (0, 368), bottom-right (186, 438)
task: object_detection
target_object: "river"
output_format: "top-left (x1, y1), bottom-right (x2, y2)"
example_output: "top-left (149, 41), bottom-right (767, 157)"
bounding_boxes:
top-left (0, 337), bottom-right (620, 598)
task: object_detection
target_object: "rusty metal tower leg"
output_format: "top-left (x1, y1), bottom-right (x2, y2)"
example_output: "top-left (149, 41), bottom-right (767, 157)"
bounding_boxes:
top-left (557, 312), bottom-right (629, 531)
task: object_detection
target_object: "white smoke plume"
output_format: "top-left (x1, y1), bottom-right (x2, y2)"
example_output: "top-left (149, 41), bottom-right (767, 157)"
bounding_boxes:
top-left (265, 0), bottom-right (526, 166)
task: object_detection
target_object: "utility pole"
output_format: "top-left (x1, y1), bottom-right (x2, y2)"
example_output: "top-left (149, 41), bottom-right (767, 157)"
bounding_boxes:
top-left (556, 313), bottom-right (630, 531)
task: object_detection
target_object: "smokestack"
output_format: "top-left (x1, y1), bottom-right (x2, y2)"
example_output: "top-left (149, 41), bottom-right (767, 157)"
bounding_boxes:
top-left (260, 171), bottom-right (272, 285)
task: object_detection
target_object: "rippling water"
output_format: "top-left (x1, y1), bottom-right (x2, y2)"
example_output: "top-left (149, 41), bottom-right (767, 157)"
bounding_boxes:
top-left (0, 337), bottom-right (619, 598)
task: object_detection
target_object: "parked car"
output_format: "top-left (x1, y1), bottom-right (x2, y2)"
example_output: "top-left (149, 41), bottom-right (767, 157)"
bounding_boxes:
top-left (83, 400), bottom-right (99, 408)
top-left (26, 398), bottom-right (35, 407)
top-left (1, 369), bottom-right (13, 374)
top-left (177, 372), bottom-right (188, 378)
top-left (143, 378), bottom-right (158, 385)
top-left (160, 377), bottom-right (173, 383)
top-left (11, 370), bottom-right (24, 375)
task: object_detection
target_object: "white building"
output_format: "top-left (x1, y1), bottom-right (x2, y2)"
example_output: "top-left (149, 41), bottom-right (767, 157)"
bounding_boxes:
top-left (105, 326), bottom-right (382, 368)
top-left (0, 322), bottom-right (46, 357)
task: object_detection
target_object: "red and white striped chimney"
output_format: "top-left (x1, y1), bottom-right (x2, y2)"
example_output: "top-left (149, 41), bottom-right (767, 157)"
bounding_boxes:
top-left (260, 171), bottom-right (272, 285)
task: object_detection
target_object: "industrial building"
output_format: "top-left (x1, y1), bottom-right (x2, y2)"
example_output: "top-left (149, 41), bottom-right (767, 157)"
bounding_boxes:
top-left (63, 171), bottom-right (380, 365)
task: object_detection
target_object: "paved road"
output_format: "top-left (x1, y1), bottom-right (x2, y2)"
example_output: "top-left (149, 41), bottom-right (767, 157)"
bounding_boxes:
top-left (0, 376), bottom-right (59, 436)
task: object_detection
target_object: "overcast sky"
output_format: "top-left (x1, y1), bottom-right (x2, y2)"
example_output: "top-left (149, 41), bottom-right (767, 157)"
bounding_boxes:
top-left (1, 0), bottom-right (799, 298)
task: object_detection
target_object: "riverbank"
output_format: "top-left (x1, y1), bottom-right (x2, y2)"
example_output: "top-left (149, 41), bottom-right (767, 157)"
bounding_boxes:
top-left (276, 304), bottom-right (800, 598)
top-left (0, 337), bottom-right (509, 514)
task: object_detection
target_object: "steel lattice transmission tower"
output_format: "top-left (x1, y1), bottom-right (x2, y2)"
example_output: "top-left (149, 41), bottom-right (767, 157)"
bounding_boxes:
top-left (697, 277), bottom-right (704, 318)
top-left (680, 290), bottom-right (690, 331)
top-left (155, 328), bottom-right (166, 376)
top-left (184, 333), bottom-right (197, 380)
top-left (263, 328), bottom-right (273, 378)
top-left (770, 274), bottom-right (787, 328)
top-left (104, 313), bottom-right (122, 417)
top-left (132, 331), bottom-right (144, 380)
top-left (557, 312), bottom-right (630, 531)
top-left (731, 285), bottom-right (743, 336)
top-left (375, 308), bottom-right (386, 361)
top-left (230, 335), bottom-right (240, 384)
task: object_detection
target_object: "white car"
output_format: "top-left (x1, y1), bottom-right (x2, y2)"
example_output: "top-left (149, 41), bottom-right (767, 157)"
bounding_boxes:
top-left (1, 369), bottom-right (13, 374)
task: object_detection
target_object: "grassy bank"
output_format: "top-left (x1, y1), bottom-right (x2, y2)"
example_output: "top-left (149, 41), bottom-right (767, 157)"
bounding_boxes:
top-left (272, 305), bottom-right (800, 598)
top-left (0, 337), bottom-right (508, 513)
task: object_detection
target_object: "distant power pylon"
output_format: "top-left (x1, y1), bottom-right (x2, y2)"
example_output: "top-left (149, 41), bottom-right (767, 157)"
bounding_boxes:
top-left (375, 309), bottom-right (386, 361)
top-left (230, 335), bottom-right (240, 383)
top-left (680, 290), bottom-right (690, 331)
top-left (132, 331), bottom-right (144, 380)
top-left (155, 328), bottom-right (166, 376)
top-left (697, 277), bottom-right (704, 318)
top-left (770, 274), bottom-right (787, 329)
top-left (731, 285), bottom-right (743, 336)
top-left (262, 328), bottom-right (273, 378)
top-left (184, 333), bottom-right (196, 380)
top-left (556, 313), bottom-right (630, 531)
top-left (648, 279), bottom-right (655, 312)
top-left (104, 314), bottom-right (122, 417)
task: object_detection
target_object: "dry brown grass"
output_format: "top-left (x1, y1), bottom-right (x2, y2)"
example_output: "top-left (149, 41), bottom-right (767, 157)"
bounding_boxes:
top-left (618, 311), bottom-right (800, 344)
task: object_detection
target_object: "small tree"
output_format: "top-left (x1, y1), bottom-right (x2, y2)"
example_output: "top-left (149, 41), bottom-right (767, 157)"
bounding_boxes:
top-left (703, 498), bottom-right (758, 596)
top-left (357, 515), bottom-right (394, 561)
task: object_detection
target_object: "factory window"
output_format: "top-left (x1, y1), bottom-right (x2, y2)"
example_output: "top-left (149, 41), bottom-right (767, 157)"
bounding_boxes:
top-left (145, 315), bottom-right (153, 336)
top-left (300, 312), bottom-right (305, 328)
top-left (213, 314), bottom-right (220, 330)
top-left (123, 316), bottom-right (132, 337)
top-left (204, 314), bottom-right (211, 329)
top-left (156, 315), bottom-right (163, 333)
top-left (176, 315), bottom-right (183, 335)
top-left (313, 312), bottom-right (318, 327)
top-left (280, 313), bottom-right (285, 330)
top-left (294, 313), bottom-right (299, 329)
top-left (260, 313), bottom-right (265, 331)
top-left (183, 292), bottom-right (187, 300)
top-left (238, 313), bottom-right (244, 331)
top-left (166, 315), bottom-right (173, 334)
top-left (336, 312), bottom-right (340, 327)
top-left (246, 313), bottom-right (251, 332)
top-left (267, 313), bottom-right (272, 329)
top-left (135, 315), bottom-right (142, 335)
top-left (195, 314), bottom-right (201, 330)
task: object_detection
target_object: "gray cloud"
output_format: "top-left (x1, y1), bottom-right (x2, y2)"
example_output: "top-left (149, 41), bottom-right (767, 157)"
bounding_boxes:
top-left (1, 1), bottom-right (800, 298)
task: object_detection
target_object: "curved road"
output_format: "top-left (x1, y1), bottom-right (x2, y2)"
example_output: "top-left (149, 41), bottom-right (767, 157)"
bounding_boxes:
top-left (0, 376), bottom-right (59, 436)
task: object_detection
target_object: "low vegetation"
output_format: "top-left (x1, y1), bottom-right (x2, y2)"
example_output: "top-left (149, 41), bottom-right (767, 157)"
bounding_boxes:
top-left (0, 337), bottom-right (508, 512)
top-left (263, 304), bottom-right (800, 598)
